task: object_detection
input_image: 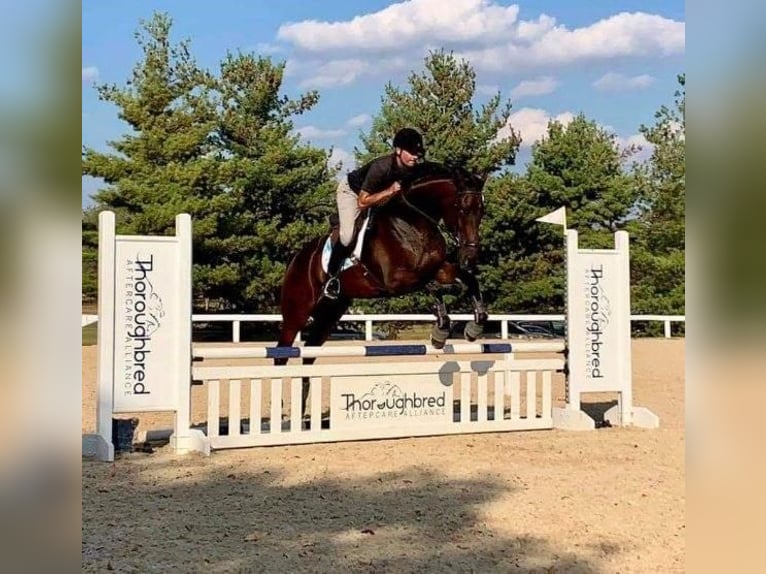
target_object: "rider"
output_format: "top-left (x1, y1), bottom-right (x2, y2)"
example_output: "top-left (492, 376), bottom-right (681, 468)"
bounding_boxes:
top-left (323, 127), bottom-right (426, 299)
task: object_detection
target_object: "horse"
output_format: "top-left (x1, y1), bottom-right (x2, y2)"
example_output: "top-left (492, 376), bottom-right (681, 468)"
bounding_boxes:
top-left (276, 161), bottom-right (489, 358)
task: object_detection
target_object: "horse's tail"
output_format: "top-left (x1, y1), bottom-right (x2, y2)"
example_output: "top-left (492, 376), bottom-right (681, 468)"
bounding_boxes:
top-left (277, 237), bottom-right (326, 349)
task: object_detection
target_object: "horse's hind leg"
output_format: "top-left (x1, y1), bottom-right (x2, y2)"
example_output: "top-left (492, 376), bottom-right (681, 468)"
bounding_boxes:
top-left (299, 297), bottom-right (351, 418)
top-left (276, 241), bottom-right (324, 364)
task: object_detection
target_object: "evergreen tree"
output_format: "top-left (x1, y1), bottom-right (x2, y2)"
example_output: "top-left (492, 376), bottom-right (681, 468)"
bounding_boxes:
top-left (526, 113), bottom-right (637, 243)
top-left (196, 51), bottom-right (335, 310)
top-left (629, 75), bottom-right (685, 328)
top-left (481, 114), bottom-right (639, 312)
top-left (358, 50), bottom-right (520, 175)
top-left (353, 51), bottom-right (521, 316)
top-left (82, 12), bottom-right (335, 311)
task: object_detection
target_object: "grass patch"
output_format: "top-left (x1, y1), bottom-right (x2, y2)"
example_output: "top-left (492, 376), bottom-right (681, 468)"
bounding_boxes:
top-left (82, 323), bottom-right (97, 346)
top-left (396, 325), bottom-right (432, 339)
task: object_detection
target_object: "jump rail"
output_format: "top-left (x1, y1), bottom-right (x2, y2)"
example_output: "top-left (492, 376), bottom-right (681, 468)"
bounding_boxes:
top-left (192, 341), bottom-right (566, 360)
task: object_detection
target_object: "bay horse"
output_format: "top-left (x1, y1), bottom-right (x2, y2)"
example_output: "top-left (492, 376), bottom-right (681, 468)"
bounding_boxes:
top-left (277, 161), bottom-right (489, 355)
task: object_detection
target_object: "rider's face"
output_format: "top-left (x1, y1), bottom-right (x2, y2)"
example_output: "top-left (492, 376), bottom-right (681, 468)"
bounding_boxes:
top-left (396, 148), bottom-right (422, 167)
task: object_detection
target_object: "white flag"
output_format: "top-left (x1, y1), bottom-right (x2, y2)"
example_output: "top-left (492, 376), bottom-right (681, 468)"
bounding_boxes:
top-left (535, 207), bottom-right (567, 228)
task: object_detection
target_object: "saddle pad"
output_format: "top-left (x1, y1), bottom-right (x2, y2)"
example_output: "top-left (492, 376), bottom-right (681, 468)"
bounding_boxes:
top-left (320, 212), bottom-right (371, 273)
top-left (321, 237), bottom-right (355, 274)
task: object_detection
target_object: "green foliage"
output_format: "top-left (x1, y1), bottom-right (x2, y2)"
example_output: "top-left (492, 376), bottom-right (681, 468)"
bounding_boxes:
top-left (478, 113), bottom-right (640, 313)
top-left (526, 113), bottom-right (637, 240)
top-left (628, 74), bottom-right (686, 325)
top-left (353, 50), bottom-right (521, 315)
top-left (82, 208), bottom-right (99, 303)
top-left (478, 174), bottom-right (567, 312)
top-left (81, 12), bottom-right (684, 326)
top-left (357, 50), bottom-right (520, 176)
top-left (82, 12), bottom-right (335, 311)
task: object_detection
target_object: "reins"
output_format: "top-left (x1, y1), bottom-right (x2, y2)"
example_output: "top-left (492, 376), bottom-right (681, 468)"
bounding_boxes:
top-left (400, 178), bottom-right (482, 250)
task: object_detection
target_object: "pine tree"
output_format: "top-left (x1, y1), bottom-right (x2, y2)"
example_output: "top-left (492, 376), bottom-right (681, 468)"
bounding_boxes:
top-left (353, 51), bottom-right (521, 316)
top-left (481, 114), bottom-right (639, 312)
top-left (629, 75), bottom-right (685, 328)
top-left (82, 13), bottom-right (336, 311)
top-left (358, 50), bottom-right (520, 175)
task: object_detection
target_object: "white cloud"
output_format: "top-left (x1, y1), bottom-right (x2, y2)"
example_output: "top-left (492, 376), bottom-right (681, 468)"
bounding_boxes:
top-left (497, 107), bottom-right (575, 147)
top-left (615, 132), bottom-right (654, 162)
top-left (329, 147), bottom-right (357, 177)
top-left (619, 132), bottom-right (649, 148)
top-left (278, 0), bottom-right (520, 53)
top-left (82, 66), bottom-right (99, 84)
top-left (510, 76), bottom-right (558, 98)
top-left (295, 126), bottom-right (347, 140)
top-left (276, 2), bottom-right (684, 87)
top-left (593, 72), bottom-right (655, 91)
top-left (254, 42), bottom-right (284, 54)
top-left (295, 114), bottom-right (371, 142)
top-left (476, 84), bottom-right (500, 96)
top-left (345, 114), bottom-right (371, 128)
top-left (297, 59), bottom-right (369, 88)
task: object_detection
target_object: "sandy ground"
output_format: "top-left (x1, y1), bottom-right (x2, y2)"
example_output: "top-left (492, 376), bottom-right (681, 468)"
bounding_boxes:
top-left (82, 338), bottom-right (685, 573)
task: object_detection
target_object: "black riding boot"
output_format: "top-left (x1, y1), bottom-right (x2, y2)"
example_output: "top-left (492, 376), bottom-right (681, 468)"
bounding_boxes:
top-left (323, 241), bottom-right (349, 299)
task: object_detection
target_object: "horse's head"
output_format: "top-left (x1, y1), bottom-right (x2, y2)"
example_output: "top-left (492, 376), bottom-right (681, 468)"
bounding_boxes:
top-left (449, 168), bottom-right (486, 271)
top-left (403, 163), bottom-right (486, 272)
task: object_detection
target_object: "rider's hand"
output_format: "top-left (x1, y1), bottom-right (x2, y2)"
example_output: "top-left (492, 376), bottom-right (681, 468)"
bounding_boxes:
top-left (390, 182), bottom-right (402, 194)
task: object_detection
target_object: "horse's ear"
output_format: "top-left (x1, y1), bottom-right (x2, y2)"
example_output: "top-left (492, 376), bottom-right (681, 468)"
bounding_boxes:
top-left (465, 168), bottom-right (489, 188)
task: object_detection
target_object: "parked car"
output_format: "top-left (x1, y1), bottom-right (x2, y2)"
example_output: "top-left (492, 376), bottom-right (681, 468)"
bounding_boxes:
top-left (515, 320), bottom-right (566, 337)
top-left (329, 323), bottom-right (386, 341)
top-left (507, 321), bottom-right (558, 339)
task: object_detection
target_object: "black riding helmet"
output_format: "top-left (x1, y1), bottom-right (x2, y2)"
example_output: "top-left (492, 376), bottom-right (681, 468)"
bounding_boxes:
top-left (393, 127), bottom-right (425, 157)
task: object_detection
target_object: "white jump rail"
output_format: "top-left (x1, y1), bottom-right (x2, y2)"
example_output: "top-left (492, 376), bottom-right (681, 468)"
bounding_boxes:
top-left (193, 347), bottom-right (562, 451)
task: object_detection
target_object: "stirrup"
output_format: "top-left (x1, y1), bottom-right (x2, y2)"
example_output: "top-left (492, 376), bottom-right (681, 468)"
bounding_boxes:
top-left (323, 276), bottom-right (341, 299)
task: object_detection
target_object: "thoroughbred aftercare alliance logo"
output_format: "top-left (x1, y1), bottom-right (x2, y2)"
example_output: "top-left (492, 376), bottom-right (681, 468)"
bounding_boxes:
top-left (584, 263), bottom-right (613, 380)
top-left (122, 254), bottom-right (165, 398)
top-left (340, 381), bottom-right (447, 421)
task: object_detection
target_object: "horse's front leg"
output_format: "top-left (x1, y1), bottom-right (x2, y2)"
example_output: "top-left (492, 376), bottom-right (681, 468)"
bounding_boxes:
top-left (429, 293), bottom-right (451, 349)
top-left (427, 263), bottom-right (462, 349)
top-left (458, 270), bottom-right (488, 341)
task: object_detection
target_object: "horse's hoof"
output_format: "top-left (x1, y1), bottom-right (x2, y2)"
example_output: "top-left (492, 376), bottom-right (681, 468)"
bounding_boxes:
top-left (464, 320), bottom-right (484, 342)
top-left (430, 337), bottom-right (445, 349)
top-left (430, 326), bottom-right (450, 349)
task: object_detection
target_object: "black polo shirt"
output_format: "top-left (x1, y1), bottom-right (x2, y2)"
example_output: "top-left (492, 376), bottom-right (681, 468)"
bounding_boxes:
top-left (347, 153), bottom-right (411, 194)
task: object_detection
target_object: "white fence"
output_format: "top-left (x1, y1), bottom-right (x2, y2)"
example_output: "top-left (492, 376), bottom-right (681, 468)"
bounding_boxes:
top-left (82, 312), bottom-right (686, 340)
top-left (190, 313), bottom-right (685, 341)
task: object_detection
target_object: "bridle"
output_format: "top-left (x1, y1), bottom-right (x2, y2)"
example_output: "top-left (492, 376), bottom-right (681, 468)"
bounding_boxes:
top-left (401, 178), bottom-right (484, 252)
top-left (453, 189), bottom-right (484, 252)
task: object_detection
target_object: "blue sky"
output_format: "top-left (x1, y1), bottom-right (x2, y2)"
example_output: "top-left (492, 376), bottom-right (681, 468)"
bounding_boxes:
top-left (82, 1), bottom-right (685, 207)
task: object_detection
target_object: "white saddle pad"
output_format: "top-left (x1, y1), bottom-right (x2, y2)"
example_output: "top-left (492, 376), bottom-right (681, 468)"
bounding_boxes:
top-left (320, 212), bottom-right (372, 273)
